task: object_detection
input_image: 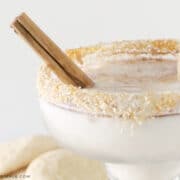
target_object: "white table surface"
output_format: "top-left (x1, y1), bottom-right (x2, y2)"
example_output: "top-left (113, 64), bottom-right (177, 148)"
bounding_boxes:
top-left (0, 0), bottom-right (180, 142)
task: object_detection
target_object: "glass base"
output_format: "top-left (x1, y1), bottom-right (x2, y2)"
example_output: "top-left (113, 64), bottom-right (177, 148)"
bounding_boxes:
top-left (106, 162), bottom-right (180, 180)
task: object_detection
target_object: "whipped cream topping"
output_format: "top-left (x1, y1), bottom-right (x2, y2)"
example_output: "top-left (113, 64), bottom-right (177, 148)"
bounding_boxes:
top-left (37, 40), bottom-right (180, 121)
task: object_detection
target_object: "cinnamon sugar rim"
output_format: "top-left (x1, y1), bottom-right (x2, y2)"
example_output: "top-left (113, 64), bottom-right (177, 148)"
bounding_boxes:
top-left (66, 39), bottom-right (179, 63)
top-left (37, 39), bottom-right (180, 121)
top-left (41, 99), bottom-right (180, 119)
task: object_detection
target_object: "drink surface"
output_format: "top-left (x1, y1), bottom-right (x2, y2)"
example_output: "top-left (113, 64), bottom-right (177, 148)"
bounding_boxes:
top-left (82, 58), bottom-right (178, 93)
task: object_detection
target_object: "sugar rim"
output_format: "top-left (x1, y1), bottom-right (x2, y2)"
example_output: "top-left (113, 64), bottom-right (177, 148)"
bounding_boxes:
top-left (37, 39), bottom-right (180, 121)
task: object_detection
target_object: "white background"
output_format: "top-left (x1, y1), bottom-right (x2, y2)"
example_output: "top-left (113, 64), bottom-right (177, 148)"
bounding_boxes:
top-left (0, 0), bottom-right (180, 142)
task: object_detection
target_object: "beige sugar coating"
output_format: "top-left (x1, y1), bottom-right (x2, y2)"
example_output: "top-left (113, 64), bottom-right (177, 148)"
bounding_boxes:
top-left (37, 40), bottom-right (180, 121)
top-left (66, 39), bottom-right (179, 61)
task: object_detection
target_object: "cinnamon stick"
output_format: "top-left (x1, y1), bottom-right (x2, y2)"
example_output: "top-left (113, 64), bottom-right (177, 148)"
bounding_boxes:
top-left (11, 13), bottom-right (94, 88)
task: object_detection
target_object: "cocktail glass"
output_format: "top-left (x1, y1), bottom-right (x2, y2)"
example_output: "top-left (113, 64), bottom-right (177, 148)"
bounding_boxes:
top-left (40, 100), bottom-right (180, 180)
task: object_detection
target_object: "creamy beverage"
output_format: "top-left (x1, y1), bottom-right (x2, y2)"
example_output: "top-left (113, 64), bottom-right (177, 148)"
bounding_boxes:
top-left (38, 40), bottom-right (180, 180)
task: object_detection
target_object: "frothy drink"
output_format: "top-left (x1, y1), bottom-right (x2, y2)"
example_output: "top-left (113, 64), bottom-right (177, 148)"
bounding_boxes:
top-left (38, 40), bottom-right (180, 180)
